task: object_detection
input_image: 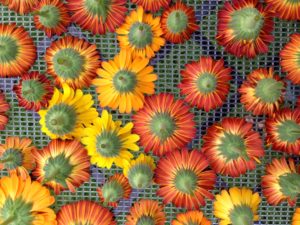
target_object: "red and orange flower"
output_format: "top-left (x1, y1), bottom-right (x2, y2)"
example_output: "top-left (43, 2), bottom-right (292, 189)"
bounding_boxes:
top-left (202, 117), bottom-right (264, 177)
top-left (57, 200), bottom-right (116, 225)
top-left (45, 35), bottom-right (100, 89)
top-left (132, 93), bottom-right (196, 156)
top-left (239, 68), bottom-right (285, 116)
top-left (126, 199), bottom-right (166, 225)
top-left (0, 23), bottom-right (36, 77)
top-left (266, 0), bottom-right (300, 20)
top-left (172, 210), bottom-right (211, 225)
top-left (266, 108), bottom-right (300, 155)
top-left (32, 139), bottom-right (90, 194)
top-left (33, 0), bottom-right (71, 38)
top-left (131, 0), bottom-right (170, 12)
top-left (179, 56), bottom-right (231, 111)
top-left (161, 1), bottom-right (198, 44)
top-left (216, 0), bottom-right (274, 58)
top-left (155, 149), bottom-right (216, 209)
top-left (66, 0), bottom-right (127, 35)
top-left (13, 71), bottom-right (53, 111)
top-left (0, 0), bottom-right (36, 14)
top-left (280, 34), bottom-right (300, 85)
top-left (0, 92), bottom-right (9, 130)
top-left (262, 157), bottom-right (300, 206)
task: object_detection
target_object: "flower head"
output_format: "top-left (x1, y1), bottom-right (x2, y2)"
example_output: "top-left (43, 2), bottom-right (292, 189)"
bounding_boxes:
top-left (172, 210), bottom-right (211, 225)
top-left (0, 92), bottom-right (9, 130)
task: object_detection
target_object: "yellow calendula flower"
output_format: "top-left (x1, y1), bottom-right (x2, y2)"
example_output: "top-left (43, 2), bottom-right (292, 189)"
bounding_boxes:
top-left (81, 110), bottom-right (139, 169)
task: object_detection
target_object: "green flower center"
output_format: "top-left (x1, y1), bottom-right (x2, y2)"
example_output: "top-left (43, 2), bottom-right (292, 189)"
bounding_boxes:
top-left (196, 72), bottom-right (217, 94)
top-left (279, 173), bottom-right (300, 200)
top-left (150, 113), bottom-right (176, 142)
top-left (219, 132), bottom-right (248, 161)
top-left (36, 5), bottom-right (60, 28)
top-left (102, 180), bottom-right (124, 203)
top-left (45, 103), bottom-right (77, 136)
top-left (137, 216), bottom-right (155, 225)
top-left (174, 169), bottom-right (198, 195)
top-left (230, 7), bottom-right (264, 41)
top-left (166, 10), bottom-right (188, 34)
top-left (255, 78), bottom-right (283, 103)
top-left (0, 149), bottom-right (23, 170)
top-left (230, 204), bottom-right (254, 225)
top-left (84, 0), bottom-right (110, 21)
top-left (44, 153), bottom-right (73, 187)
top-left (53, 48), bottom-right (85, 80)
top-left (277, 120), bottom-right (300, 143)
top-left (0, 36), bottom-right (19, 64)
top-left (113, 70), bottom-right (137, 93)
top-left (0, 197), bottom-right (33, 225)
top-left (96, 131), bottom-right (122, 158)
top-left (128, 22), bottom-right (153, 49)
top-left (127, 164), bottom-right (153, 189)
top-left (21, 79), bottom-right (46, 102)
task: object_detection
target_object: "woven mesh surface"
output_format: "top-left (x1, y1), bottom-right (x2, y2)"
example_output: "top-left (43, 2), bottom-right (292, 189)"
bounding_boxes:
top-left (0, 0), bottom-right (300, 224)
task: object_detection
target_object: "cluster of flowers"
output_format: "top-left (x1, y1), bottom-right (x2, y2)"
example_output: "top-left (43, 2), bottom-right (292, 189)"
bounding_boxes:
top-left (0, 0), bottom-right (299, 224)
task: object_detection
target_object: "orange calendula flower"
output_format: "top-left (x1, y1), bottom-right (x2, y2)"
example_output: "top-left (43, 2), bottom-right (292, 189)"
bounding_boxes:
top-left (0, 174), bottom-right (56, 225)
top-left (172, 210), bottom-right (211, 225)
top-left (0, 136), bottom-right (36, 180)
top-left (161, 1), bottom-right (199, 44)
top-left (292, 208), bottom-right (300, 225)
top-left (0, 92), bottom-right (9, 130)
top-left (0, 0), bottom-right (36, 14)
top-left (131, 0), bottom-right (170, 12)
top-left (266, 0), bottom-right (300, 20)
top-left (66, 0), bottom-right (127, 35)
top-left (45, 35), bottom-right (100, 89)
top-left (126, 199), bottom-right (166, 225)
top-left (32, 139), bottom-right (90, 194)
top-left (132, 93), bottom-right (196, 156)
top-left (57, 200), bottom-right (116, 225)
top-left (116, 7), bottom-right (165, 59)
top-left (266, 108), bottom-right (300, 155)
top-left (216, 0), bottom-right (274, 58)
top-left (280, 33), bottom-right (300, 85)
top-left (13, 71), bottom-right (54, 111)
top-left (202, 117), bottom-right (264, 177)
top-left (262, 157), bottom-right (300, 206)
top-left (97, 173), bottom-right (132, 207)
top-left (0, 23), bottom-right (36, 77)
top-left (155, 149), bottom-right (216, 210)
top-left (239, 67), bottom-right (285, 116)
top-left (93, 50), bottom-right (157, 113)
top-left (179, 56), bottom-right (231, 112)
top-left (33, 0), bottom-right (71, 38)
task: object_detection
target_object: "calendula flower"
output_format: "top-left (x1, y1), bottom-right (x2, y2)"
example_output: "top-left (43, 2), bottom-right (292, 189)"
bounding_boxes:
top-left (32, 139), bottom-right (90, 194)
top-left (0, 136), bottom-right (36, 180)
top-left (0, 0), bottom-right (36, 14)
top-left (292, 208), bottom-right (300, 225)
top-left (161, 1), bottom-right (199, 44)
top-left (0, 23), bottom-right (36, 77)
top-left (97, 173), bottom-right (132, 207)
top-left (179, 56), bottom-right (231, 111)
top-left (57, 200), bottom-right (116, 225)
top-left (0, 174), bottom-right (56, 225)
top-left (38, 84), bottom-right (98, 140)
top-left (116, 7), bottom-right (165, 58)
top-left (239, 67), bottom-right (285, 116)
top-left (131, 0), bottom-right (170, 12)
top-left (266, 0), bottom-right (300, 20)
top-left (262, 157), bottom-right (300, 206)
top-left (202, 117), bottom-right (264, 177)
top-left (126, 199), bottom-right (166, 225)
top-left (214, 187), bottom-right (261, 225)
top-left (66, 0), bottom-right (127, 35)
top-left (33, 0), bottom-right (71, 37)
top-left (172, 210), bottom-right (211, 225)
top-left (132, 93), bottom-right (196, 156)
top-left (0, 92), bottom-right (9, 130)
top-left (123, 154), bottom-right (155, 189)
top-left (45, 36), bottom-right (101, 89)
top-left (155, 149), bottom-right (216, 209)
top-left (266, 108), bottom-right (300, 155)
top-left (216, 0), bottom-right (274, 58)
top-left (280, 33), bottom-right (300, 85)
top-left (93, 50), bottom-right (157, 113)
top-left (81, 110), bottom-right (139, 169)
top-left (13, 71), bottom-right (53, 111)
